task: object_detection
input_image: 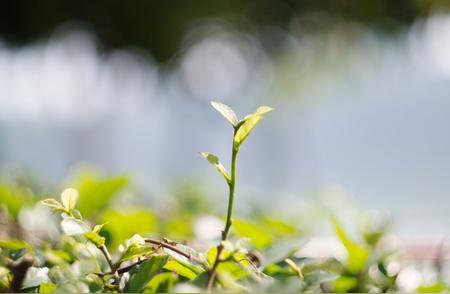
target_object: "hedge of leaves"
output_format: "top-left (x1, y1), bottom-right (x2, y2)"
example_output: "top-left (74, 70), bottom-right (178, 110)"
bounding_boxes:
top-left (0, 173), bottom-right (448, 293)
top-left (0, 102), bottom-right (448, 292)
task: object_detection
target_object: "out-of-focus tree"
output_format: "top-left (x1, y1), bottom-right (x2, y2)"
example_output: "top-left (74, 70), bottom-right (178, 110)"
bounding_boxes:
top-left (1, 0), bottom-right (449, 62)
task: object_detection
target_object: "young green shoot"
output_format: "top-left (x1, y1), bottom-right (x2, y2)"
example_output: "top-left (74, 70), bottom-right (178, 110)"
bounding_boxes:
top-left (201, 101), bottom-right (273, 290)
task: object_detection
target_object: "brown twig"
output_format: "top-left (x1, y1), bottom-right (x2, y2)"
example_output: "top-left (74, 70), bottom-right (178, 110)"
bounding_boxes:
top-left (145, 239), bottom-right (192, 259)
top-left (96, 258), bottom-right (148, 276)
top-left (99, 245), bottom-right (120, 289)
top-left (7, 254), bottom-right (34, 292)
top-left (207, 244), bottom-right (224, 291)
top-left (97, 239), bottom-right (196, 278)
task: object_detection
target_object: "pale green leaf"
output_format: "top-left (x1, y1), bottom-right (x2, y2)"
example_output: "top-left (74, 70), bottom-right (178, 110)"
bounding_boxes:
top-left (119, 245), bottom-right (154, 263)
top-left (143, 272), bottom-right (177, 293)
top-left (163, 246), bottom-right (206, 280)
top-left (98, 209), bottom-right (156, 250)
top-left (126, 255), bottom-right (168, 293)
top-left (284, 258), bottom-right (303, 279)
top-left (206, 246), bottom-right (232, 266)
top-left (200, 152), bottom-right (231, 183)
top-left (163, 259), bottom-right (199, 280)
top-left (41, 198), bottom-right (65, 212)
top-left (84, 231), bottom-right (105, 248)
top-left (43, 249), bottom-right (72, 265)
top-left (71, 171), bottom-right (129, 218)
top-left (417, 282), bottom-right (447, 293)
top-left (211, 101), bottom-right (238, 126)
top-left (233, 219), bottom-right (273, 249)
top-left (254, 105), bottom-right (274, 116)
top-left (163, 243), bottom-right (206, 272)
top-left (39, 282), bottom-right (57, 293)
top-left (261, 217), bottom-right (298, 237)
top-left (60, 217), bottom-right (90, 236)
top-left (71, 209), bottom-right (83, 220)
top-left (234, 106), bottom-right (273, 148)
top-left (85, 274), bottom-right (104, 292)
top-left (216, 271), bottom-right (248, 292)
top-left (332, 276), bottom-right (358, 293)
top-left (0, 239), bottom-right (33, 252)
top-left (125, 234), bottom-right (146, 247)
top-left (332, 218), bottom-right (369, 273)
top-left (218, 260), bottom-right (248, 280)
top-left (60, 188), bottom-right (79, 212)
top-left (92, 223), bottom-right (106, 234)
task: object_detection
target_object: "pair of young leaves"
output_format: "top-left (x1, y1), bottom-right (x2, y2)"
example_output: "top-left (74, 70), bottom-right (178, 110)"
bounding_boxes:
top-left (201, 101), bottom-right (273, 184)
top-left (41, 188), bottom-right (106, 247)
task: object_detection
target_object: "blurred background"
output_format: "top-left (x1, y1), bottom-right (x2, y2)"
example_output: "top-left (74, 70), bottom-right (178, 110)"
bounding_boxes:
top-left (1, 0), bottom-right (450, 238)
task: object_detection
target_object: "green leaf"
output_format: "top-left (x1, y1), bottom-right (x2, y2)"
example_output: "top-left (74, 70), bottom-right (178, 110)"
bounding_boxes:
top-left (60, 217), bottom-right (90, 236)
top-left (84, 231), bottom-right (105, 248)
top-left (332, 218), bottom-right (369, 273)
top-left (60, 188), bottom-right (79, 212)
top-left (143, 272), bottom-right (177, 293)
top-left (218, 260), bottom-right (248, 280)
top-left (206, 246), bottom-right (232, 266)
top-left (99, 209), bottom-right (156, 250)
top-left (234, 106), bottom-right (273, 148)
top-left (264, 263), bottom-right (293, 277)
top-left (252, 105), bottom-right (274, 117)
top-left (92, 223), bottom-right (106, 234)
top-left (69, 170), bottom-right (129, 218)
top-left (417, 282), bottom-right (447, 293)
top-left (261, 217), bottom-right (298, 237)
top-left (126, 255), bottom-right (168, 293)
top-left (40, 198), bottom-right (65, 212)
top-left (200, 152), bottom-right (231, 183)
top-left (39, 282), bottom-right (57, 293)
top-left (43, 249), bottom-right (72, 265)
top-left (284, 258), bottom-right (303, 279)
top-left (233, 219), bottom-right (273, 249)
top-left (211, 101), bottom-right (238, 127)
top-left (85, 274), bottom-right (104, 292)
top-left (0, 183), bottom-right (36, 219)
top-left (118, 245), bottom-right (154, 263)
top-left (0, 239), bottom-right (32, 252)
top-left (71, 209), bottom-right (83, 220)
top-left (216, 271), bottom-right (248, 292)
top-left (331, 276), bottom-right (358, 293)
top-left (206, 247), bottom-right (249, 280)
top-left (163, 259), bottom-right (202, 280)
top-left (162, 244), bottom-right (206, 277)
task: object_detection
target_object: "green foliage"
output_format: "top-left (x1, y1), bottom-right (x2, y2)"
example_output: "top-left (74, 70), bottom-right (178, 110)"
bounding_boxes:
top-left (233, 105), bottom-right (273, 149)
top-left (144, 272), bottom-right (177, 293)
top-left (332, 218), bottom-right (369, 274)
top-left (233, 219), bottom-right (273, 249)
top-left (68, 170), bottom-right (129, 218)
top-left (99, 208), bottom-right (156, 250)
top-left (0, 102), bottom-right (446, 293)
top-left (203, 101), bottom-right (273, 290)
top-left (0, 179), bottom-right (447, 293)
top-left (0, 182), bottom-right (36, 219)
top-left (125, 256), bottom-right (168, 292)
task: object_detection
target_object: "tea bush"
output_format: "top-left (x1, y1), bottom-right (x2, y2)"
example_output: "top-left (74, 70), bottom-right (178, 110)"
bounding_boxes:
top-left (0, 102), bottom-right (448, 293)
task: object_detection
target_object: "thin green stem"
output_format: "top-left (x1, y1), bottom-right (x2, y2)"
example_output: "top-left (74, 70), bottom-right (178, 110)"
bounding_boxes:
top-left (207, 128), bottom-right (239, 291)
top-left (222, 143), bottom-right (238, 241)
